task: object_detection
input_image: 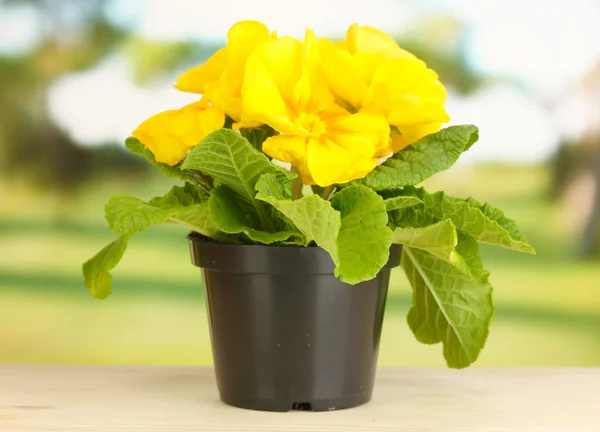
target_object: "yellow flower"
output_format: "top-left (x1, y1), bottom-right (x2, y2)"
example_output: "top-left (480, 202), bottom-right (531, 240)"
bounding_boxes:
top-left (132, 102), bottom-right (224, 166)
top-left (320, 24), bottom-right (450, 154)
top-left (174, 21), bottom-right (273, 122)
top-left (241, 30), bottom-right (389, 187)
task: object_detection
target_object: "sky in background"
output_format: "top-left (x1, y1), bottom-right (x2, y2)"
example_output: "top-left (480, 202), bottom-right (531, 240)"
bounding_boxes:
top-left (3, 0), bottom-right (600, 163)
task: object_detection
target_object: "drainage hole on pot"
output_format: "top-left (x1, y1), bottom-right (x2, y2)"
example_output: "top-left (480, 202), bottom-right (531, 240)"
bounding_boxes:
top-left (291, 402), bottom-right (312, 411)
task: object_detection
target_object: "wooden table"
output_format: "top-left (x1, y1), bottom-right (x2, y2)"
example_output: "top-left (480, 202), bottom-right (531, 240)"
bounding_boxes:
top-left (0, 366), bottom-right (598, 431)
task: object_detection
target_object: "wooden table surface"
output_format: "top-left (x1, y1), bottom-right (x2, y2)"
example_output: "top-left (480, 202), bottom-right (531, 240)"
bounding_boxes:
top-left (0, 366), bottom-right (598, 432)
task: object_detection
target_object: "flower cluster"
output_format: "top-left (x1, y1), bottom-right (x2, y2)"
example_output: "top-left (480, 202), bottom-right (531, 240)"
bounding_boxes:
top-left (133, 21), bottom-right (449, 186)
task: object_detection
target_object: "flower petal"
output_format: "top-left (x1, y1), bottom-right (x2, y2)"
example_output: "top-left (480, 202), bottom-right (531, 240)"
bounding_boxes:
top-left (223, 21), bottom-right (271, 94)
top-left (319, 38), bottom-right (367, 110)
top-left (242, 37), bottom-right (303, 132)
top-left (391, 121), bottom-right (443, 152)
top-left (262, 134), bottom-right (313, 183)
top-left (307, 134), bottom-right (377, 186)
top-left (367, 57), bottom-right (449, 126)
top-left (346, 23), bottom-right (415, 59)
top-left (329, 110), bottom-right (391, 157)
top-left (174, 48), bottom-right (227, 94)
top-left (294, 29), bottom-right (335, 113)
top-left (306, 137), bottom-right (355, 186)
top-left (132, 103), bottom-right (224, 165)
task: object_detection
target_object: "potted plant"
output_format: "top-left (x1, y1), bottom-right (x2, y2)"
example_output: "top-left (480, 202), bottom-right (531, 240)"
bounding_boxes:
top-left (83, 21), bottom-right (534, 412)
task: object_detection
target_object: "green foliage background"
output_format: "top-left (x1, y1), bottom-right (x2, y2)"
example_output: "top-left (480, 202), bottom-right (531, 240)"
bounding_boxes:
top-left (2, 164), bottom-right (598, 366)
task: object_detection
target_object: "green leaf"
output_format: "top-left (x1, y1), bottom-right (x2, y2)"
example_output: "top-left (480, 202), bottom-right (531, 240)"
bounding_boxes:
top-left (331, 185), bottom-right (393, 284)
top-left (392, 219), bottom-right (477, 279)
top-left (256, 175), bottom-right (340, 251)
top-left (85, 185), bottom-right (228, 299)
top-left (402, 242), bottom-right (493, 368)
top-left (392, 220), bottom-right (457, 260)
top-left (464, 197), bottom-right (531, 245)
top-left (82, 235), bottom-right (130, 299)
top-left (87, 198), bottom-right (223, 298)
top-left (255, 172), bottom-right (293, 200)
top-left (125, 137), bottom-right (189, 180)
top-left (387, 200), bottom-right (436, 230)
top-left (257, 177), bottom-right (394, 283)
top-left (171, 202), bottom-right (222, 239)
top-left (360, 125), bottom-right (479, 190)
top-left (383, 195), bottom-right (422, 211)
top-left (105, 195), bottom-right (174, 235)
top-left (148, 182), bottom-right (202, 209)
top-left (209, 184), bottom-right (296, 244)
top-left (105, 184), bottom-right (221, 239)
top-left (455, 233), bottom-right (490, 283)
top-left (181, 129), bottom-right (292, 231)
top-left (255, 174), bottom-right (304, 241)
top-left (397, 187), bottom-right (535, 254)
top-left (239, 125), bottom-right (275, 153)
top-left (428, 193), bottom-right (534, 254)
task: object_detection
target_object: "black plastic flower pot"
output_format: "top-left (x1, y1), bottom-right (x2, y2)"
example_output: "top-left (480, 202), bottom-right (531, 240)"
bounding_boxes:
top-left (188, 234), bottom-right (402, 412)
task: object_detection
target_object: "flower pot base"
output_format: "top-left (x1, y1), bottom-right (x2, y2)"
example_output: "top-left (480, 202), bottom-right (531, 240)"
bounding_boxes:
top-left (219, 392), bottom-right (371, 412)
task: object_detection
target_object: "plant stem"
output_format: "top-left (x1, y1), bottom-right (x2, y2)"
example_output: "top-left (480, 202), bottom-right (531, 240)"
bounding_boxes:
top-left (291, 166), bottom-right (303, 200)
top-left (320, 185), bottom-right (336, 200)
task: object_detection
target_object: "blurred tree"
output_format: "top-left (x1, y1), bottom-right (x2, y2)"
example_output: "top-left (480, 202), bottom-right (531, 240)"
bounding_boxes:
top-left (577, 63), bottom-right (600, 258)
top-left (0, 0), bottom-right (208, 193)
top-left (397, 15), bottom-right (484, 94)
top-left (549, 60), bottom-right (600, 258)
top-left (0, 0), bottom-right (127, 191)
top-left (125, 37), bottom-right (197, 84)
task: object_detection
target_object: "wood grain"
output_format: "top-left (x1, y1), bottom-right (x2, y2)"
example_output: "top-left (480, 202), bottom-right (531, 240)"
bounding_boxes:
top-left (0, 366), bottom-right (598, 431)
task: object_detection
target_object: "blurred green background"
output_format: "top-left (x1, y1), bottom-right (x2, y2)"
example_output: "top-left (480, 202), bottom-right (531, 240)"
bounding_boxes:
top-left (1, 0), bottom-right (599, 366)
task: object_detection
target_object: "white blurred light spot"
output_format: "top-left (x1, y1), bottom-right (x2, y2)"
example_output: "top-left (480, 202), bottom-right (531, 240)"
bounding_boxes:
top-left (554, 94), bottom-right (593, 142)
top-left (461, 0), bottom-right (600, 97)
top-left (126, 0), bottom-right (409, 40)
top-left (0, 5), bottom-right (44, 55)
top-left (47, 58), bottom-right (197, 146)
top-left (447, 85), bottom-right (559, 163)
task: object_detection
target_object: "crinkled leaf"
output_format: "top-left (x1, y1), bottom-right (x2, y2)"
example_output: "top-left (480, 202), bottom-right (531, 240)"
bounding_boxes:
top-left (181, 129), bottom-right (292, 231)
top-left (465, 197), bottom-right (530, 245)
top-left (456, 233), bottom-right (490, 283)
top-left (392, 220), bottom-right (457, 260)
top-left (392, 219), bottom-right (473, 278)
top-left (106, 185), bottom-right (221, 239)
top-left (82, 235), bottom-right (130, 299)
top-left (149, 182), bottom-right (202, 208)
top-left (257, 177), bottom-right (394, 283)
top-left (388, 202), bottom-right (436, 230)
top-left (255, 174), bottom-right (304, 243)
top-left (360, 125), bottom-right (479, 190)
top-left (256, 174), bottom-right (340, 251)
top-left (400, 187), bottom-right (535, 254)
top-left (331, 184), bottom-right (393, 284)
top-left (255, 172), bottom-right (293, 200)
top-left (86, 185), bottom-right (227, 299)
top-left (209, 184), bottom-right (296, 244)
top-left (403, 241), bottom-right (493, 368)
top-left (384, 195), bottom-right (422, 211)
top-left (170, 202), bottom-right (222, 239)
top-left (105, 195), bottom-right (174, 235)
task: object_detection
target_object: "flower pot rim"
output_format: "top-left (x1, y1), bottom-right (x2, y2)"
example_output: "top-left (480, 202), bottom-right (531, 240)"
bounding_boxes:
top-left (188, 232), bottom-right (402, 275)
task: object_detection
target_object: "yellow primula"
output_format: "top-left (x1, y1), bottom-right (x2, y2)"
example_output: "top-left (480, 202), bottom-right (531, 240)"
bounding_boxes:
top-left (132, 102), bottom-right (224, 166)
top-left (241, 29), bottom-right (389, 187)
top-left (174, 21), bottom-right (274, 122)
top-left (320, 24), bottom-right (450, 154)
